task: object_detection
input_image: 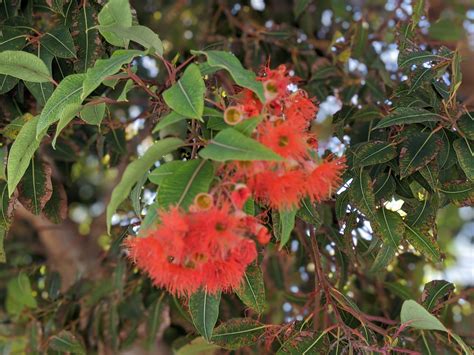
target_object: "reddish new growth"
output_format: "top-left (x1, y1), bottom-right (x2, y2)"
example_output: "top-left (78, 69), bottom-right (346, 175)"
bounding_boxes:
top-left (232, 64), bottom-right (346, 210)
top-left (127, 64), bottom-right (345, 296)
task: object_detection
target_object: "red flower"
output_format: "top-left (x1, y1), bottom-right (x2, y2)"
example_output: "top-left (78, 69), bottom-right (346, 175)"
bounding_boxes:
top-left (284, 91), bottom-right (318, 129)
top-left (258, 120), bottom-right (308, 160)
top-left (305, 157), bottom-right (346, 202)
top-left (248, 168), bottom-right (306, 210)
top-left (239, 89), bottom-right (262, 117)
top-left (231, 184), bottom-right (252, 209)
top-left (126, 206), bottom-right (257, 296)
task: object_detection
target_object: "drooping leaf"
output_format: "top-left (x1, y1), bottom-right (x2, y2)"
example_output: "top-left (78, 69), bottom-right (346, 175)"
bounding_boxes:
top-left (48, 330), bottom-right (86, 354)
top-left (163, 64), bottom-right (205, 120)
top-left (191, 50), bottom-right (265, 103)
top-left (175, 337), bottom-right (221, 355)
top-left (277, 332), bottom-right (328, 354)
top-left (373, 172), bottom-right (396, 201)
top-left (106, 138), bottom-right (183, 232)
top-left (146, 294), bottom-right (165, 347)
top-left (98, 25), bottom-right (163, 55)
top-left (297, 198), bottom-right (322, 226)
top-left (235, 263), bottom-right (266, 314)
top-left (37, 74), bottom-right (86, 136)
top-left (409, 67), bottom-right (435, 93)
top-left (189, 289), bottom-right (221, 342)
top-left (80, 103), bottom-right (106, 125)
top-left (353, 141), bottom-right (397, 167)
top-left (7, 116), bottom-right (45, 196)
top-left (399, 131), bottom-right (441, 179)
top-left (439, 180), bottom-right (474, 204)
top-left (0, 181), bottom-right (14, 229)
top-left (278, 208), bottom-right (296, 250)
top-left (349, 170), bottom-right (377, 220)
top-left (384, 281), bottom-right (414, 300)
top-left (369, 243), bottom-right (397, 274)
top-left (199, 128), bottom-right (283, 162)
top-left (81, 50), bottom-right (142, 99)
top-left (453, 138), bottom-right (474, 181)
top-left (152, 111), bottom-right (188, 133)
top-left (457, 112), bottom-right (474, 140)
top-left (41, 25), bottom-right (76, 59)
top-left (211, 318), bottom-right (266, 350)
top-left (97, 0), bottom-right (132, 47)
top-left (0, 50), bottom-right (52, 82)
top-left (421, 280), bottom-right (455, 312)
top-left (18, 160), bottom-right (53, 215)
top-left (157, 159), bottom-right (214, 209)
top-left (24, 46), bottom-right (54, 106)
top-left (404, 223), bottom-right (441, 262)
top-left (374, 108), bottom-right (442, 129)
top-left (374, 208), bottom-right (404, 248)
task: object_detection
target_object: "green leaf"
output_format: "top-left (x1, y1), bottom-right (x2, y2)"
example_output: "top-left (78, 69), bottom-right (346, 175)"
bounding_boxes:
top-left (52, 104), bottom-right (84, 147)
top-left (0, 181), bottom-right (14, 229)
top-left (297, 198), bottom-right (322, 226)
top-left (0, 74), bottom-right (18, 94)
top-left (199, 128), bottom-right (283, 162)
top-left (384, 281), bottom-right (414, 300)
top-left (191, 50), bottom-right (265, 103)
top-left (374, 108), bottom-right (442, 129)
top-left (278, 209), bottom-right (296, 250)
top-left (404, 223), bottom-right (441, 262)
top-left (152, 111), bottom-right (187, 133)
top-left (211, 318), bottom-right (266, 350)
top-left (374, 208), bottom-right (404, 248)
top-left (42, 25), bottom-right (76, 59)
top-left (400, 300), bottom-right (446, 331)
top-left (293, 0), bottom-right (311, 19)
top-left (353, 141), bottom-right (397, 167)
top-left (189, 289), bottom-right (221, 342)
top-left (458, 112), bottom-right (474, 140)
top-left (148, 160), bottom-right (186, 185)
top-left (7, 116), bottom-right (44, 196)
top-left (106, 138), bottom-right (183, 233)
top-left (37, 74), bottom-right (86, 137)
top-left (163, 64), bottom-right (204, 120)
top-left (82, 50), bottom-right (142, 100)
top-left (235, 263), bottom-right (266, 314)
top-left (439, 180), bottom-right (474, 203)
top-left (0, 227), bottom-right (5, 263)
top-left (80, 103), bottom-right (106, 125)
top-left (24, 46), bottom-right (54, 106)
top-left (429, 19), bottom-right (464, 41)
top-left (399, 131), bottom-right (441, 179)
top-left (146, 294), bottom-right (165, 347)
top-left (277, 332), bottom-right (327, 354)
top-left (421, 280), bottom-right (454, 312)
top-left (234, 116), bottom-right (263, 136)
top-left (349, 170), bottom-right (377, 220)
top-left (0, 50), bottom-right (52, 83)
top-left (398, 51), bottom-right (450, 70)
top-left (369, 243), bottom-right (397, 274)
top-left (49, 330), bottom-right (86, 354)
top-left (72, 4), bottom-right (102, 73)
top-left (98, 25), bottom-right (163, 55)
top-left (453, 139), bottom-right (474, 181)
top-left (175, 337), bottom-right (221, 355)
top-left (18, 160), bottom-right (53, 215)
top-left (157, 159), bottom-right (214, 209)
top-left (97, 0), bottom-right (132, 47)
top-left (6, 272), bottom-right (37, 316)
top-left (373, 172), bottom-right (396, 201)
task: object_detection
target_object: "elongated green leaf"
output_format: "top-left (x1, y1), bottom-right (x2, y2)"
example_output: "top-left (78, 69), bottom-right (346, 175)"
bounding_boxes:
top-left (189, 289), bottom-right (221, 342)
top-left (82, 50), bottom-right (142, 99)
top-left (52, 104), bottom-right (84, 147)
top-left (37, 74), bottom-right (86, 136)
top-left (374, 108), bottom-right (442, 129)
top-left (399, 131), bottom-right (441, 178)
top-left (234, 116), bottom-right (262, 136)
top-left (106, 138), bottom-right (183, 233)
top-left (422, 280), bottom-right (454, 312)
top-left (373, 172), bottom-right (396, 201)
top-left (43, 181), bottom-right (68, 224)
top-left (191, 50), bottom-right (265, 103)
top-left (6, 272), bottom-right (37, 316)
top-left (0, 50), bottom-right (51, 82)
top-left (199, 128), bottom-right (283, 162)
top-left (80, 103), bottom-right (106, 125)
top-left (163, 64), bottom-right (204, 120)
top-left (409, 67), bottom-right (435, 93)
top-left (384, 281), bottom-right (414, 300)
top-left (211, 318), bottom-right (266, 350)
top-left (98, 25), bottom-right (163, 55)
top-left (18, 160), bottom-right (53, 215)
top-left (49, 330), bottom-right (86, 354)
top-left (453, 139), bottom-right (474, 181)
top-left (235, 264), bottom-right (266, 314)
top-left (349, 170), bottom-right (377, 220)
top-left (7, 116), bottom-right (45, 196)
top-left (277, 332), bottom-right (327, 354)
top-left (374, 208), bottom-right (404, 248)
top-left (0, 181), bottom-right (14, 229)
top-left (353, 141), bottom-right (397, 167)
top-left (149, 160), bottom-right (186, 185)
top-left (404, 223), bottom-right (441, 262)
top-left (97, 0), bottom-right (132, 47)
top-left (297, 198), bottom-right (322, 226)
top-left (157, 159), bottom-right (214, 209)
top-left (458, 112), bottom-right (474, 140)
top-left (146, 294), bottom-right (165, 347)
top-left (293, 0), bottom-right (311, 19)
top-left (175, 337), bottom-right (221, 355)
top-left (42, 25), bottom-right (76, 58)
top-left (278, 209), bottom-right (296, 250)
top-left (369, 243), bottom-right (397, 274)
top-left (24, 46), bottom-right (54, 106)
top-left (152, 111), bottom-right (187, 133)
top-left (439, 180), bottom-right (474, 203)
top-left (398, 51), bottom-right (450, 69)
top-left (72, 4), bottom-right (102, 73)
top-left (401, 300), bottom-right (446, 331)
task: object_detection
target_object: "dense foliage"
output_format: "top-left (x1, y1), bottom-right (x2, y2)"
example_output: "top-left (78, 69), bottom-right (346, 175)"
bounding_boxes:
top-left (0, 0), bottom-right (473, 353)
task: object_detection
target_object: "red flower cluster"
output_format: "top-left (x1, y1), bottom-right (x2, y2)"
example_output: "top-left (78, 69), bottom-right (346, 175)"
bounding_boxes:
top-left (230, 65), bottom-right (346, 210)
top-left (126, 64), bottom-right (345, 296)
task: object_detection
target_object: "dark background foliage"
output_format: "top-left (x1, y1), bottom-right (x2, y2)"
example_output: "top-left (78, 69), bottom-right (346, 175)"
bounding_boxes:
top-left (0, 0), bottom-right (473, 353)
